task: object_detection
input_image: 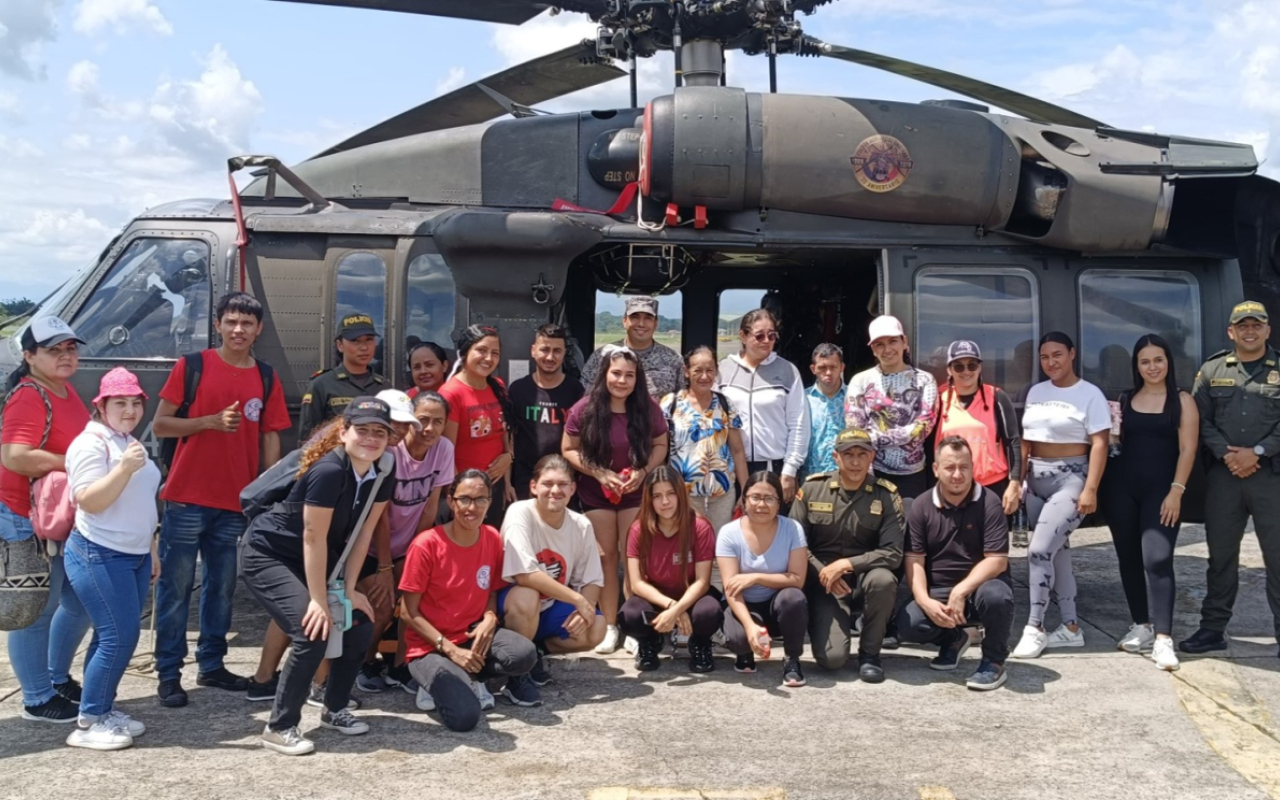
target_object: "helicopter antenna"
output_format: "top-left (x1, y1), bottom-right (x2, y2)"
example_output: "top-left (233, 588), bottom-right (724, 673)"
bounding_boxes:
top-left (672, 3), bottom-right (684, 87)
top-left (630, 57), bottom-right (639, 107)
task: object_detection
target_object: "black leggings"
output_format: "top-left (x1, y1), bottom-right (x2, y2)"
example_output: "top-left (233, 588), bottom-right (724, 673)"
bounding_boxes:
top-left (1102, 475), bottom-right (1178, 634)
top-left (722, 587), bottom-right (808, 659)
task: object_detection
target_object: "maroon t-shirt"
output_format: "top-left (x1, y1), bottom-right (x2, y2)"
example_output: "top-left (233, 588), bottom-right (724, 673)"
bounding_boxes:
top-left (626, 516), bottom-right (715, 597)
top-left (564, 398), bottom-right (667, 510)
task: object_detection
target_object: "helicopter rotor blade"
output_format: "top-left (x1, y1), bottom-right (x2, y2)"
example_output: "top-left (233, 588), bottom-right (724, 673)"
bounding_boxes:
top-left (806, 39), bottom-right (1106, 130)
top-left (267, 0), bottom-right (556, 26)
top-left (312, 41), bottom-right (625, 159)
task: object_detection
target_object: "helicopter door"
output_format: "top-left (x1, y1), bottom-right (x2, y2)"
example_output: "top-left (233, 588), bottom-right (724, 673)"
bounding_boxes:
top-left (321, 239), bottom-right (396, 377)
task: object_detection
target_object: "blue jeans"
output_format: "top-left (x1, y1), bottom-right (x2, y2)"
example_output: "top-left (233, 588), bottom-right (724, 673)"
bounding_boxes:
top-left (154, 502), bottom-right (245, 681)
top-left (64, 531), bottom-right (150, 718)
top-left (1, 502), bottom-right (91, 707)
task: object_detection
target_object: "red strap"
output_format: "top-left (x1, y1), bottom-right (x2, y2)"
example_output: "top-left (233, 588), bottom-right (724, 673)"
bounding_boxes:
top-left (551, 182), bottom-right (639, 216)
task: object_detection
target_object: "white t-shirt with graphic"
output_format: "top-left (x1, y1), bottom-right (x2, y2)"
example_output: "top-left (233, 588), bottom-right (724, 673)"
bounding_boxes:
top-left (1022, 379), bottom-right (1111, 445)
top-left (500, 500), bottom-right (604, 611)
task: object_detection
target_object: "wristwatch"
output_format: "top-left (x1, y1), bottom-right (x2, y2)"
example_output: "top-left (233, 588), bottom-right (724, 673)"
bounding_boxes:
top-left (435, 634), bottom-right (447, 650)
top-left (1255, 445), bottom-right (1266, 457)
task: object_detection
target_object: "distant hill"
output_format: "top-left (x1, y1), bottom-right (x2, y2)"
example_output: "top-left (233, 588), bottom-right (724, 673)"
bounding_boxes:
top-left (596, 311), bottom-right (682, 334)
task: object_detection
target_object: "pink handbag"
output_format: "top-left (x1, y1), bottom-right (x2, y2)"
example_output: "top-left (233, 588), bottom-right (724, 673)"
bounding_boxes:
top-left (2, 381), bottom-right (75, 542)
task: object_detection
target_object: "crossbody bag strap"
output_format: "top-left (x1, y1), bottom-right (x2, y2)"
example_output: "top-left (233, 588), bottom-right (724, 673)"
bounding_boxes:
top-left (327, 450), bottom-right (394, 586)
top-left (3, 381), bottom-right (54, 511)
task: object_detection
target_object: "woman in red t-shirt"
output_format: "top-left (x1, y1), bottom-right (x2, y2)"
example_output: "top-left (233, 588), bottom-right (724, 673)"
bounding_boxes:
top-left (562, 345), bottom-right (669, 654)
top-left (620, 466), bottom-right (719, 674)
top-left (0, 316), bottom-right (92, 723)
top-left (400, 469), bottom-right (538, 730)
top-left (439, 326), bottom-right (513, 525)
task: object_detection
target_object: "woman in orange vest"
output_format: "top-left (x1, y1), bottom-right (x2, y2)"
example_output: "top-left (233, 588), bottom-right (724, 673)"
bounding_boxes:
top-left (935, 341), bottom-right (1022, 515)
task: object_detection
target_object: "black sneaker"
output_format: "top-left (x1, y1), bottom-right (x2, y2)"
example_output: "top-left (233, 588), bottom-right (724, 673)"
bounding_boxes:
top-left (53, 677), bottom-right (82, 704)
top-left (1178, 628), bottom-right (1228, 654)
top-left (688, 636), bottom-right (715, 673)
top-left (501, 673), bottom-right (543, 707)
top-left (881, 634), bottom-right (900, 650)
top-left (245, 671), bottom-right (280, 702)
top-left (158, 678), bottom-right (188, 708)
top-left (196, 667), bottom-right (249, 691)
top-left (386, 663), bottom-right (415, 693)
top-left (930, 627), bottom-right (975, 671)
top-left (21, 694), bottom-right (78, 723)
top-left (306, 682), bottom-right (360, 710)
top-left (858, 654), bottom-right (885, 684)
top-left (530, 653), bottom-right (553, 686)
top-left (635, 636), bottom-right (662, 672)
top-left (734, 653), bottom-right (757, 674)
top-left (965, 658), bottom-right (1008, 691)
top-left (781, 656), bottom-right (806, 687)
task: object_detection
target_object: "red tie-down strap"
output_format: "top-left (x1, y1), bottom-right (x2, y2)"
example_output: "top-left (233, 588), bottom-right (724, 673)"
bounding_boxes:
top-left (551, 182), bottom-right (639, 216)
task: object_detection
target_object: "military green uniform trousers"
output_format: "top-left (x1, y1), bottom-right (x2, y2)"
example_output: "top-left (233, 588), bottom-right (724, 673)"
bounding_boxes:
top-left (805, 566), bottom-right (897, 669)
top-left (1202, 462), bottom-right (1280, 638)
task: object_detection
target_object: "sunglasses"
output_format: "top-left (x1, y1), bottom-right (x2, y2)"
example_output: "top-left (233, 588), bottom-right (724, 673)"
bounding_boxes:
top-left (950, 360), bottom-right (981, 373)
top-left (750, 331), bottom-right (780, 343)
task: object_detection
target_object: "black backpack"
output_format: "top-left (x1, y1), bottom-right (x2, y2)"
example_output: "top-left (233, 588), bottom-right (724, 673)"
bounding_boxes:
top-left (239, 446), bottom-right (303, 521)
top-left (160, 352), bottom-right (276, 473)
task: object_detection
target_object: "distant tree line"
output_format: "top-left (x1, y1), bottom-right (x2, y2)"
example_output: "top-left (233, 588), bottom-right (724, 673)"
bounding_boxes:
top-left (0, 298), bottom-right (35, 321)
top-left (596, 311), bottom-right (682, 334)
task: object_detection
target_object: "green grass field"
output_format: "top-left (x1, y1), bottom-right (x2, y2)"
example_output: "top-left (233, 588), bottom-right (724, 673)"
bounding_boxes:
top-left (593, 332), bottom-right (683, 348)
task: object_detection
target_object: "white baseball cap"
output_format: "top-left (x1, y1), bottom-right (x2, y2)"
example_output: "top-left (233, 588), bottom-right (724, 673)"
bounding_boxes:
top-left (22, 315), bottom-right (85, 350)
top-left (376, 389), bottom-right (422, 430)
top-left (867, 315), bottom-right (906, 345)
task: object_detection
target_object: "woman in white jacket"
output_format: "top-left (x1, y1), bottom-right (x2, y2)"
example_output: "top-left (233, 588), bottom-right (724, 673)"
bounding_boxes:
top-left (62, 367), bottom-right (161, 751)
top-left (717, 309), bottom-right (810, 505)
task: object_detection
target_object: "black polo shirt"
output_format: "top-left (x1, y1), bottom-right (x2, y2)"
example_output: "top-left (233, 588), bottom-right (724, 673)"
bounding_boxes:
top-left (247, 448), bottom-right (395, 572)
top-left (905, 483), bottom-right (1008, 589)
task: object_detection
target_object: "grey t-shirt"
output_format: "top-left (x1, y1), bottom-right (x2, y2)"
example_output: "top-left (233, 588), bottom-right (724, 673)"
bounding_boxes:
top-left (715, 516), bottom-right (807, 603)
top-left (581, 340), bottom-right (685, 400)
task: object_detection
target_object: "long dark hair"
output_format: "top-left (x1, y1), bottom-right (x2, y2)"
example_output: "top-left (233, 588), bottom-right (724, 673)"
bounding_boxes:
top-left (580, 346), bottom-right (654, 470)
top-left (1122, 333), bottom-right (1182, 429)
top-left (451, 325), bottom-right (513, 426)
top-left (635, 466), bottom-right (696, 589)
top-left (742, 471), bottom-right (784, 517)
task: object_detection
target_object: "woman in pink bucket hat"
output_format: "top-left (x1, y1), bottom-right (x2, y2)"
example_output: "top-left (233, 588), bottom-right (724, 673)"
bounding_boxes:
top-left (62, 367), bottom-right (162, 750)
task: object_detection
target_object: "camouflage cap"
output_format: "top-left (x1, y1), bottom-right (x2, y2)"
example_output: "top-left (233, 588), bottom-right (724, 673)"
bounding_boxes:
top-left (834, 426), bottom-right (875, 452)
top-left (1230, 301), bottom-right (1268, 324)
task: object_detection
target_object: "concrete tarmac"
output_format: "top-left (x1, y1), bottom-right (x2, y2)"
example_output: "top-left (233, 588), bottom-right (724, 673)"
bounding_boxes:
top-left (1, 523), bottom-right (1277, 800)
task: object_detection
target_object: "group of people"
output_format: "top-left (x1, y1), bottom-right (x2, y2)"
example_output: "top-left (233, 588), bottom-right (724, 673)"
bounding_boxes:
top-left (2, 288), bottom-right (1278, 756)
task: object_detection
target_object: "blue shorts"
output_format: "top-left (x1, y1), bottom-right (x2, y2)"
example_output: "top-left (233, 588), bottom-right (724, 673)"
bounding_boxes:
top-left (497, 585), bottom-right (597, 643)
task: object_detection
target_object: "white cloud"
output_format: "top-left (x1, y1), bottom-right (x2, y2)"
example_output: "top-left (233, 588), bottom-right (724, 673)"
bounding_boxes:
top-left (62, 132), bottom-right (92, 150)
top-left (490, 12), bottom-right (596, 67)
top-left (72, 0), bottom-right (172, 36)
top-left (66, 58), bottom-right (100, 99)
top-left (0, 134), bottom-right (44, 158)
top-left (148, 44), bottom-right (263, 158)
top-left (0, 89), bottom-right (19, 121)
top-left (0, 0), bottom-right (60, 80)
top-left (435, 65), bottom-right (466, 96)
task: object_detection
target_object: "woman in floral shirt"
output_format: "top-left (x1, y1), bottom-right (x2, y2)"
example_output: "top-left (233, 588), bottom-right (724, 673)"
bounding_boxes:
top-left (662, 346), bottom-right (749, 533)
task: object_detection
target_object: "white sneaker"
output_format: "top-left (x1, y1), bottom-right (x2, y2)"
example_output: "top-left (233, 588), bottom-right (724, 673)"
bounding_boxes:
top-left (66, 719), bottom-right (133, 751)
top-left (595, 625), bottom-right (621, 655)
top-left (1118, 623), bottom-right (1155, 653)
top-left (1153, 637), bottom-right (1180, 671)
top-left (622, 636), bottom-right (639, 655)
top-left (100, 710), bottom-right (145, 738)
top-left (1046, 624), bottom-right (1085, 648)
top-left (1011, 626), bottom-right (1048, 659)
top-left (261, 724), bottom-right (314, 756)
top-left (471, 680), bottom-right (496, 711)
top-left (415, 685), bottom-right (436, 712)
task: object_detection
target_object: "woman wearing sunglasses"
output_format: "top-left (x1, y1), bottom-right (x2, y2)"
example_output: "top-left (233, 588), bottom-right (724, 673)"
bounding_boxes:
top-left (717, 309), bottom-right (810, 506)
top-left (934, 341), bottom-right (1023, 515)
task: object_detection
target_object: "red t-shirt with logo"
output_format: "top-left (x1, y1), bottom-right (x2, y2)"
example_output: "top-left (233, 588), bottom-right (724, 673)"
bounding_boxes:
top-left (0, 382), bottom-right (90, 517)
top-left (159, 350), bottom-right (292, 512)
top-left (399, 523), bottom-right (504, 659)
top-left (438, 376), bottom-right (507, 474)
top-left (625, 515), bottom-right (716, 597)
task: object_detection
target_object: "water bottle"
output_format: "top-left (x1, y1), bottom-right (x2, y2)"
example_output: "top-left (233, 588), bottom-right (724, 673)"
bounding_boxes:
top-left (756, 626), bottom-right (772, 660)
top-left (1010, 504), bottom-right (1030, 549)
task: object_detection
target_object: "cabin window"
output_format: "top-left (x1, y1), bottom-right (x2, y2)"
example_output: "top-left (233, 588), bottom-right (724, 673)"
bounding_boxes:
top-left (404, 254), bottom-right (456, 368)
top-left (914, 269), bottom-right (1040, 400)
top-left (70, 237), bottom-right (211, 360)
top-left (1078, 269), bottom-right (1201, 397)
top-left (334, 251), bottom-right (387, 374)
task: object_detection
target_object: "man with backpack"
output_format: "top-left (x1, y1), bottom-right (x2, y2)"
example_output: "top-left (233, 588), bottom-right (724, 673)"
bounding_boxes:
top-left (151, 292), bottom-right (291, 708)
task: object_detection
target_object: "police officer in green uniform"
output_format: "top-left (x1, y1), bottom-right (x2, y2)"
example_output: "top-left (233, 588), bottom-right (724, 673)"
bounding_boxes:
top-left (1183, 300), bottom-right (1280, 658)
top-left (299, 312), bottom-right (386, 440)
top-left (789, 426), bottom-right (903, 682)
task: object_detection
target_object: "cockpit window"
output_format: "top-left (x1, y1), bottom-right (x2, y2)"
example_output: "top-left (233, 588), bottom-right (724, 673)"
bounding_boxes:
top-left (70, 237), bottom-right (211, 359)
top-left (334, 251), bottom-right (387, 374)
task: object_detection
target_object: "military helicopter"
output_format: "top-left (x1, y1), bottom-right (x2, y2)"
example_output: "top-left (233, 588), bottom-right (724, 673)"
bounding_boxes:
top-left (3, 0), bottom-right (1278, 520)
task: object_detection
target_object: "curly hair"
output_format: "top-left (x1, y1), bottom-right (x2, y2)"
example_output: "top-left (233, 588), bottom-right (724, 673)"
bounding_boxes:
top-left (297, 417), bottom-right (346, 477)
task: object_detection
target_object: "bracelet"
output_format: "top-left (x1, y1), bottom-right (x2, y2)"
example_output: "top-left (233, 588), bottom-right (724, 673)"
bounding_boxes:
top-left (1170, 482), bottom-right (1186, 492)
top-left (378, 564), bottom-right (394, 573)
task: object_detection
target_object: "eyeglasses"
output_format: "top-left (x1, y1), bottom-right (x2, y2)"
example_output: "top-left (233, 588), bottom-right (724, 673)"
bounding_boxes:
top-left (750, 331), bottom-right (779, 344)
top-left (744, 494), bottom-right (780, 505)
top-left (452, 496), bottom-right (492, 508)
top-left (950, 361), bottom-right (981, 373)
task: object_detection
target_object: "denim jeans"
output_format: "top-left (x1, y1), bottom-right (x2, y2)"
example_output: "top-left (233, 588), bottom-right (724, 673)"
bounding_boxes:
top-left (1, 502), bottom-right (91, 707)
top-left (64, 531), bottom-right (151, 718)
top-left (154, 502), bottom-right (245, 681)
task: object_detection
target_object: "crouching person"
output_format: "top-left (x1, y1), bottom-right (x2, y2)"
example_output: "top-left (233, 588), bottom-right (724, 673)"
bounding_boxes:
top-left (895, 436), bottom-right (1014, 691)
top-left (241, 397), bottom-right (394, 755)
top-left (401, 470), bottom-right (536, 730)
top-left (499, 455), bottom-right (606, 702)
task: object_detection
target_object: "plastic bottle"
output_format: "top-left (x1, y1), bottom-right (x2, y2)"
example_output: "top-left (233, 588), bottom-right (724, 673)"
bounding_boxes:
top-left (756, 626), bottom-right (771, 660)
top-left (1010, 504), bottom-right (1030, 549)
top-left (603, 468), bottom-right (632, 505)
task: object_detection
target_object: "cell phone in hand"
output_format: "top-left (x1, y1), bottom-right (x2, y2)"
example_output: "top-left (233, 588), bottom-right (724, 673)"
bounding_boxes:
top-left (641, 609), bottom-right (656, 626)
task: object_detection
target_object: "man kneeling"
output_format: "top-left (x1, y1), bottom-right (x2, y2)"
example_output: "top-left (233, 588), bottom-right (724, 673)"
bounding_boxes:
top-left (896, 436), bottom-right (1014, 691)
top-left (499, 455), bottom-right (607, 698)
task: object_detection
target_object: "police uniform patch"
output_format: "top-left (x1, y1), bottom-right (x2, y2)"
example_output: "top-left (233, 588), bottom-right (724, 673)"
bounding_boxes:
top-left (301, 393), bottom-right (312, 405)
top-left (1211, 378), bottom-right (1236, 387)
top-left (1269, 371), bottom-right (1279, 386)
top-left (808, 502), bottom-right (834, 513)
top-left (795, 488), bottom-right (804, 502)
top-left (869, 499), bottom-right (883, 516)
top-left (875, 477), bottom-right (898, 493)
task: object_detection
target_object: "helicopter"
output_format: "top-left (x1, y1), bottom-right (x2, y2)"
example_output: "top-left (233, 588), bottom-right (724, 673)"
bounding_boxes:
top-left (3, 0), bottom-right (1279, 524)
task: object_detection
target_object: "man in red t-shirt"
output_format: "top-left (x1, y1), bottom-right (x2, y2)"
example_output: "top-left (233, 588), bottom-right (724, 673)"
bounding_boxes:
top-left (151, 292), bottom-right (291, 708)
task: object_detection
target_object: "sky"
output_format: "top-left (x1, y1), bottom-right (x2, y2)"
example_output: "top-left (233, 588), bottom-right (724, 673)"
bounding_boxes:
top-left (1, 0), bottom-right (1278, 308)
